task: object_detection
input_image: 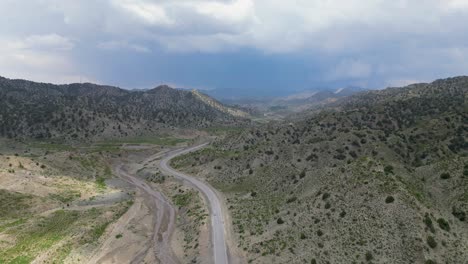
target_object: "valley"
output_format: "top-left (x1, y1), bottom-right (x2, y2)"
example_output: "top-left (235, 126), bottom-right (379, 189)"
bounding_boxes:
top-left (0, 76), bottom-right (466, 264)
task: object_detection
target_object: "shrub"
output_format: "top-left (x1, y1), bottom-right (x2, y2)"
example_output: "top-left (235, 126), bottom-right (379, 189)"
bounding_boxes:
top-left (300, 233), bottom-right (307, 239)
top-left (286, 197), bottom-right (297, 203)
top-left (440, 173), bottom-right (450, 179)
top-left (324, 202), bottom-right (331, 209)
top-left (299, 170), bottom-right (306, 179)
top-left (452, 206), bottom-right (466, 222)
top-left (384, 165), bottom-right (394, 174)
top-left (424, 213), bottom-right (435, 233)
top-left (437, 218), bottom-right (450, 231)
top-left (322, 193), bottom-right (330, 200)
top-left (316, 230), bottom-right (323, 237)
top-left (365, 251), bottom-right (373, 261)
top-left (277, 218), bottom-right (285, 224)
top-left (427, 236), bottom-right (437, 248)
top-left (385, 196), bottom-right (395, 203)
top-left (425, 260), bottom-right (437, 264)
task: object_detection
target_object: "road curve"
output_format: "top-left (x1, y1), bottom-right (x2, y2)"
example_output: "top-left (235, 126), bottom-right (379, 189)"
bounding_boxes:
top-left (160, 143), bottom-right (229, 264)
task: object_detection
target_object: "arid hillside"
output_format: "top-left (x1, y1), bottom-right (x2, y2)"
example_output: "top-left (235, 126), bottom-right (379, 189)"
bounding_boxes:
top-left (0, 77), bottom-right (249, 141)
top-left (171, 76), bottom-right (468, 263)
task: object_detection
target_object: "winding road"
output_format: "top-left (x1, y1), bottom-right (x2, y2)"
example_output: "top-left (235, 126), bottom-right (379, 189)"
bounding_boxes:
top-left (160, 143), bottom-right (230, 264)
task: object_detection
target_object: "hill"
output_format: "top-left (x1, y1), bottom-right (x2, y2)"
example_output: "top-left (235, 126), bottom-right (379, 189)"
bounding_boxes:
top-left (0, 77), bottom-right (249, 141)
top-left (171, 76), bottom-right (468, 263)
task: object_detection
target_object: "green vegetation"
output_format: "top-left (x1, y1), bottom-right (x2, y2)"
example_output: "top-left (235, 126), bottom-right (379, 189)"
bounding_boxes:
top-left (0, 210), bottom-right (79, 263)
top-left (385, 196), bottom-right (395, 203)
top-left (29, 141), bottom-right (75, 152)
top-left (0, 200), bottom-right (130, 263)
top-left (437, 218), bottom-right (450, 231)
top-left (48, 190), bottom-right (81, 204)
top-left (440, 172), bottom-right (451, 180)
top-left (99, 136), bottom-right (189, 146)
top-left (96, 177), bottom-right (106, 190)
top-left (173, 191), bottom-right (194, 208)
top-left (0, 190), bottom-right (34, 219)
top-left (424, 213), bottom-right (435, 233)
top-left (427, 236), bottom-right (437, 249)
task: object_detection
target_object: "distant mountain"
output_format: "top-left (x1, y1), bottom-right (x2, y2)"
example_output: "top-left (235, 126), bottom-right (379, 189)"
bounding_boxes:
top-left (224, 86), bottom-right (368, 118)
top-left (0, 76), bottom-right (249, 140)
top-left (172, 76), bottom-right (468, 263)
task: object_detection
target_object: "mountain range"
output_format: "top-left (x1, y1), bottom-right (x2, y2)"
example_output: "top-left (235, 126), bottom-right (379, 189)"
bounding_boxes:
top-left (0, 76), bottom-right (249, 140)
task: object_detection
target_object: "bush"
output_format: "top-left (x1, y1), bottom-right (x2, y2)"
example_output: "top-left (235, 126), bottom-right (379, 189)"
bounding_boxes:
top-left (437, 218), bottom-right (450, 231)
top-left (385, 196), bottom-right (395, 203)
top-left (316, 230), bottom-right (323, 237)
top-left (300, 233), bottom-right (307, 239)
top-left (427, 236), bottom-right (437, 248)
top-left (299, 170), bottom-right (306, 179)
top-left (277, 218), bottom-right (284, 224)
top-left (322, 193), bottom-right (330, 200)
top-left (440, 173), bottom-right (451, 179)
top-left (384, 165), bottom-right (394, 174)
top-left (424, 213), bottom-right (435, 233)
top-left (365, 251), bottom-right (373, 261)
top-left (425, 260), bottom-right (437, 264)
top-left (452, 206), bottom-right (466, 222)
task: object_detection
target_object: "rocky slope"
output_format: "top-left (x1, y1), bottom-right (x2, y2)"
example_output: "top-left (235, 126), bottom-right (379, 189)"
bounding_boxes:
top-left (171, 76), bottom-right (468, 263)
top-left (0, 77), bottom-right (249, 141)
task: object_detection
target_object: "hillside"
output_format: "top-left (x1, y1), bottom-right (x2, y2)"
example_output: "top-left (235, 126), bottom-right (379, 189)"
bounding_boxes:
top-left (171, 77), bottom-right (468, 263)
top-left (0, 77), bottom-right (249, 141)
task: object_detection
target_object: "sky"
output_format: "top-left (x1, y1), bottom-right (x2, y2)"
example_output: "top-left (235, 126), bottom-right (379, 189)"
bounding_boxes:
top-left (1, 0), bottom-right (468, 98)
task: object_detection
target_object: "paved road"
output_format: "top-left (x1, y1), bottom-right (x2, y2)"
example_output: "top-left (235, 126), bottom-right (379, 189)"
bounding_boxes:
top-left (160, 143), bottom-right (229, 264)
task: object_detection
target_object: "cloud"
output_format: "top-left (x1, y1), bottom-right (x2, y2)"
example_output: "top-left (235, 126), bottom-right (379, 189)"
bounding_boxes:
top-left (0, 35), bottom-right (89, 84)
top-left (98, 40), bottom-right (151, 53)
top-left (1, 1), bottom-right (468, 93)
top-left (11, 34), bottom-right (74, 51)
top-left (111, 0), bottom-right (174, 26)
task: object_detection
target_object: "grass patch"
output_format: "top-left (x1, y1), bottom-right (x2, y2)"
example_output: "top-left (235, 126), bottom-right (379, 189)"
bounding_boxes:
top-left (98, 136), bottom-right (189, 146)
top-left (173, 192), bottom-right (193, 208)
top-left (0, 210), bottom-right (78, 263)
top-left (96, 177), bottom-right (106, 190)
top-left (48, 191), bottom-right (81, 204)
top-left (0, 203), bottom-right (131, 263)
top-left (0, 190), bottom-right (34, 219)
top-left (29, 141), bottom-right (75, 152)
